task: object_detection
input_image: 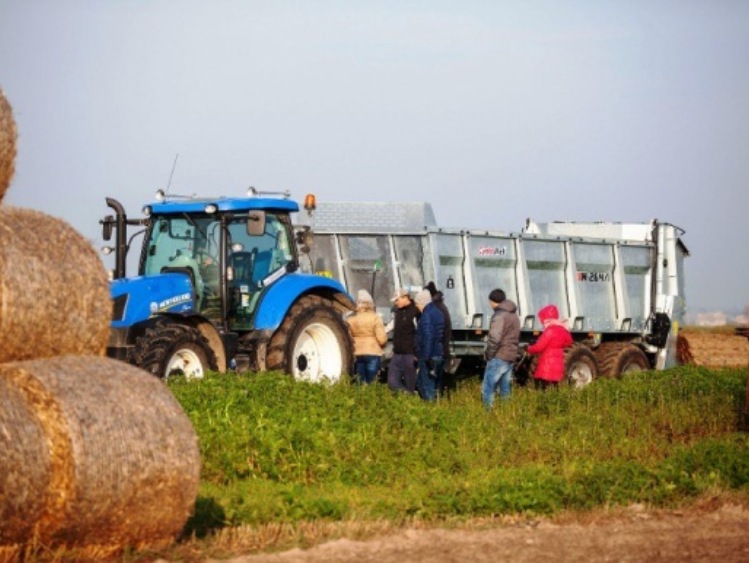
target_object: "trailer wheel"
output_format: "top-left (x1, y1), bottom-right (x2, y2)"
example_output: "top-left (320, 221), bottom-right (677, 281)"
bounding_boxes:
top-left (131, 319), bottom-right (217, 379)
top-left (563, 344), bottom-right (599, 388)
top-left (597, 342), bottom-right (650, 378)
top-left (266, 295), bottom-right (353, 383)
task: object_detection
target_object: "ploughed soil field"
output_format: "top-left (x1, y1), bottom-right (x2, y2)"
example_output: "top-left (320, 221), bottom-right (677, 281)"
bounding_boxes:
top-left (218, 327), bottom-right (749, 563)
top-left (679, 326), bottom-right (749, 368)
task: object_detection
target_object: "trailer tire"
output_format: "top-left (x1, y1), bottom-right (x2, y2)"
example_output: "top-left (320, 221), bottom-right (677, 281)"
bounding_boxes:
top-left (131, 319), bottom-right (217, 379)
top-left (597, 342), bottom-right (650, 378)
top-left (266, 295), bottom-right (353, 383)
top-left (563, 344), bottom-right (599, 388)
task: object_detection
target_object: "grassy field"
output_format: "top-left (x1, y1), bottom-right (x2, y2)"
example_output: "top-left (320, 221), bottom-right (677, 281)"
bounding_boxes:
top-left (15, 363), bottom-right (747, 561)
top-left (150, 364), bottom-right (749, 559)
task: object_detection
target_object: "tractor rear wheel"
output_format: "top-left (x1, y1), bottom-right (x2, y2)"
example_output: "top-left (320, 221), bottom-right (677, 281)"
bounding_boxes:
top-left (596, 342), bottom-right (650, 378)
top-left (266, 295), bottom-right (353, 383)
top-left (131, 319), bottom-right (217, 379)
top-left (563, 344), bottom-right (599, 388)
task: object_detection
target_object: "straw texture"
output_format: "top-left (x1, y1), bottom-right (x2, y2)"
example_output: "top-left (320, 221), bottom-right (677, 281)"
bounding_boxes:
top-left (0, 375), bottom-right (53, 545)
top-left (0, 206), bottom-right (111, 362)
top-left (0, 356), bottom-right (201, 548)
top-left (0, 89), bottom-right (16, 203)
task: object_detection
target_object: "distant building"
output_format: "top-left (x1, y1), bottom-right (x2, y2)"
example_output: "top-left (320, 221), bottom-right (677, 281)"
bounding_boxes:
top-left (694, 311), bottom-right (728, 326)
top-left (689, 311), bottom-right (748, 326)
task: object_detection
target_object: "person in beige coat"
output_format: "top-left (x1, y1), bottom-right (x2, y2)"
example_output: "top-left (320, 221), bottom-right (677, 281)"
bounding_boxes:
top-left (346, 289), bottom-right (388, 384)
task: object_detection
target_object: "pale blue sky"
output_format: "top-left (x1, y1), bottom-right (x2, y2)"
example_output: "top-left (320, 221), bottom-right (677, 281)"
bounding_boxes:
top-left (1, 1), bottom-right (747, 312)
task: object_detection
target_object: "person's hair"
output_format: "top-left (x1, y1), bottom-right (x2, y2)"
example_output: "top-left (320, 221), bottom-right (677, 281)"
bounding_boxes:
top-left (489, 288), bottom-right (506, 303)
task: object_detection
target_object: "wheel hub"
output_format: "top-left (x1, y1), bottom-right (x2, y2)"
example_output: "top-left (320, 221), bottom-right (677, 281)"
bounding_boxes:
top-left (166, 349), bottom-right (205, 379)
top-left (291, 321), bottom-right (343, 383)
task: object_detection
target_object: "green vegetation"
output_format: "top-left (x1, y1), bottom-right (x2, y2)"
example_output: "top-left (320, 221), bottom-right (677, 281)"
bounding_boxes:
top-left (168, 366), bottom-right (749, 538)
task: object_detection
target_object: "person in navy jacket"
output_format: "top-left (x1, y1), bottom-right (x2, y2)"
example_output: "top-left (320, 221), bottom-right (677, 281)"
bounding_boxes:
top-left (413, 288), bottom-right (445, 401)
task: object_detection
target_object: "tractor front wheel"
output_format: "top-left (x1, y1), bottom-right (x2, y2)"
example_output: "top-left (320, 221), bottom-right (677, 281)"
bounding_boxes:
top-left (131, 319), bottom-right (217, 379)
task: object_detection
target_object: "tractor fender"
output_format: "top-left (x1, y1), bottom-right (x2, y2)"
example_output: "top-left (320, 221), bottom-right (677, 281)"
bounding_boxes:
top-left (253, 273), bottom-right (354, 331)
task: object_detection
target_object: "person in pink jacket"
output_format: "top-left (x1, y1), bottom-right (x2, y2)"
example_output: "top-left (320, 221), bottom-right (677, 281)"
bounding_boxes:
top-left (526, 304), bottom-right (573, 389)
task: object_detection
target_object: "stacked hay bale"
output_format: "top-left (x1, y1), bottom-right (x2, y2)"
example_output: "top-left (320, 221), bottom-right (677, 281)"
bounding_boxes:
top-left (0, 357), bottom-right (201, 547)
top-left (0, 88), bottom-right (201, 552)
top-left (0, 206), bottom-right (112, 361)
top-left (0, 89), bottom-right (16, 202)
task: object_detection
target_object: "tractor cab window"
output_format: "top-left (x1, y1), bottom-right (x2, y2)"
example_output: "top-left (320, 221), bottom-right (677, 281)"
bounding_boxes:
top-left (142, 215), bottom-right (221, 315)
top-left (226, 212), bottom-right (294, 330)
top-left (227, 212), bottom-right (294, 287)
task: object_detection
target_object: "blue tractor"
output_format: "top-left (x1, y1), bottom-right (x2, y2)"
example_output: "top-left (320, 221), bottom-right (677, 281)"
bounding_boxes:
top-left (100, 189), bottom-right (355, 381)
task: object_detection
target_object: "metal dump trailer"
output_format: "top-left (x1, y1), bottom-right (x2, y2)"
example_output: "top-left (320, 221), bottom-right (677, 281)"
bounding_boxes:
top-left (296, 202), bottom-right (689, 385)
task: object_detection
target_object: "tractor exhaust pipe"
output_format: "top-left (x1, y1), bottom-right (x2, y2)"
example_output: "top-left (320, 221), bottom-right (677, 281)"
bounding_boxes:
top-left (102, 197), bottom-right (128, 279)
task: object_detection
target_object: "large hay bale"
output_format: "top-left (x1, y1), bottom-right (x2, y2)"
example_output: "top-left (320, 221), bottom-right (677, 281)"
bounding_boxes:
top-left (0, 355), bottom-right (201, 549)
top-left (0, 89), bottom-right (16, 202)
top-left (0, 206), bottom-right (111, 362)
top-left (0, 375), bottom-right (52, 545)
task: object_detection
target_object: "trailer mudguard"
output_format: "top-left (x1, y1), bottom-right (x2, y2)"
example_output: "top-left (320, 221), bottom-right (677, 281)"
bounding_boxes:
top-left (110, 274), bottom-right (195, 329)
top-left (252, 273), bottom-right (350, 331)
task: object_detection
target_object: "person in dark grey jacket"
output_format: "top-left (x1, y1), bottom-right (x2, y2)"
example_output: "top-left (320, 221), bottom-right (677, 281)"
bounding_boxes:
top-left (482, 288), bottom-right (520, 408)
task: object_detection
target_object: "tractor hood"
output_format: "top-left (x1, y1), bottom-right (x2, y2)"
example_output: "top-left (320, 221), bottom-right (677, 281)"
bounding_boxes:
top-left (110, 273), bottom-right (195, 328)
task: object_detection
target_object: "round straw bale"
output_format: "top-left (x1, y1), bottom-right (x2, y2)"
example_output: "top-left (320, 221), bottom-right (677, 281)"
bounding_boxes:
top-left (0, 375), bottom-right (55, 545)
top-left (0, 206), bottom-right (111, 363)
top-left (0, 88), bottom-right (16, 202)
top-left (0, 356), bottom-right (201, 549)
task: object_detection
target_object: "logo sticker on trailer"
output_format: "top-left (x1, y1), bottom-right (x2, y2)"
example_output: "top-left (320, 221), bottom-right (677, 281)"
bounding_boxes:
top-left (478, 246), bottom-right (507, 256)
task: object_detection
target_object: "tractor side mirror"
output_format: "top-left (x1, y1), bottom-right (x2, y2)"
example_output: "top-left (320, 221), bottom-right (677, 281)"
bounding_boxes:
top-left (247, 210), bottom-right (266, 236)
top-left (101, 215), bottom-right (114, 241)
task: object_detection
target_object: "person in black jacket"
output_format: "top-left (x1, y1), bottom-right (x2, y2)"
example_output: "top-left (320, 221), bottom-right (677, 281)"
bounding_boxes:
top-left (386, 287), bottom-right (419, 393)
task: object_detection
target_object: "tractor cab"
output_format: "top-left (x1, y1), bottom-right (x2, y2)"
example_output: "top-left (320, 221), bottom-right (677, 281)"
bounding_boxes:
top-left (138, 194), bottom-right (299, 331)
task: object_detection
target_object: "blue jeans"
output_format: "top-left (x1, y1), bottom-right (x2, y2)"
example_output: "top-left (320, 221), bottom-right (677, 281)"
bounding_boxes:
top-left (387, 353), bottom-right (417, 393)
top-left (354, 355), bottom-right (381, 384)
top-left (416, 357), bottom-right (444, 401)
top-left (482, 357), bottom-right (513, 408)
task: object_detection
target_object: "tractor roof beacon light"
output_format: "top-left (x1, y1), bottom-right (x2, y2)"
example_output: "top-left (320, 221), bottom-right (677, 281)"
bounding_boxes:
top-left (304, 194), bottom-right (317, 216)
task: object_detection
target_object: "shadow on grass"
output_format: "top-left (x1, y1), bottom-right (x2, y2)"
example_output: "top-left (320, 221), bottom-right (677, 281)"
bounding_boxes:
top-left (182, 496), bottom-right (227, 539)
